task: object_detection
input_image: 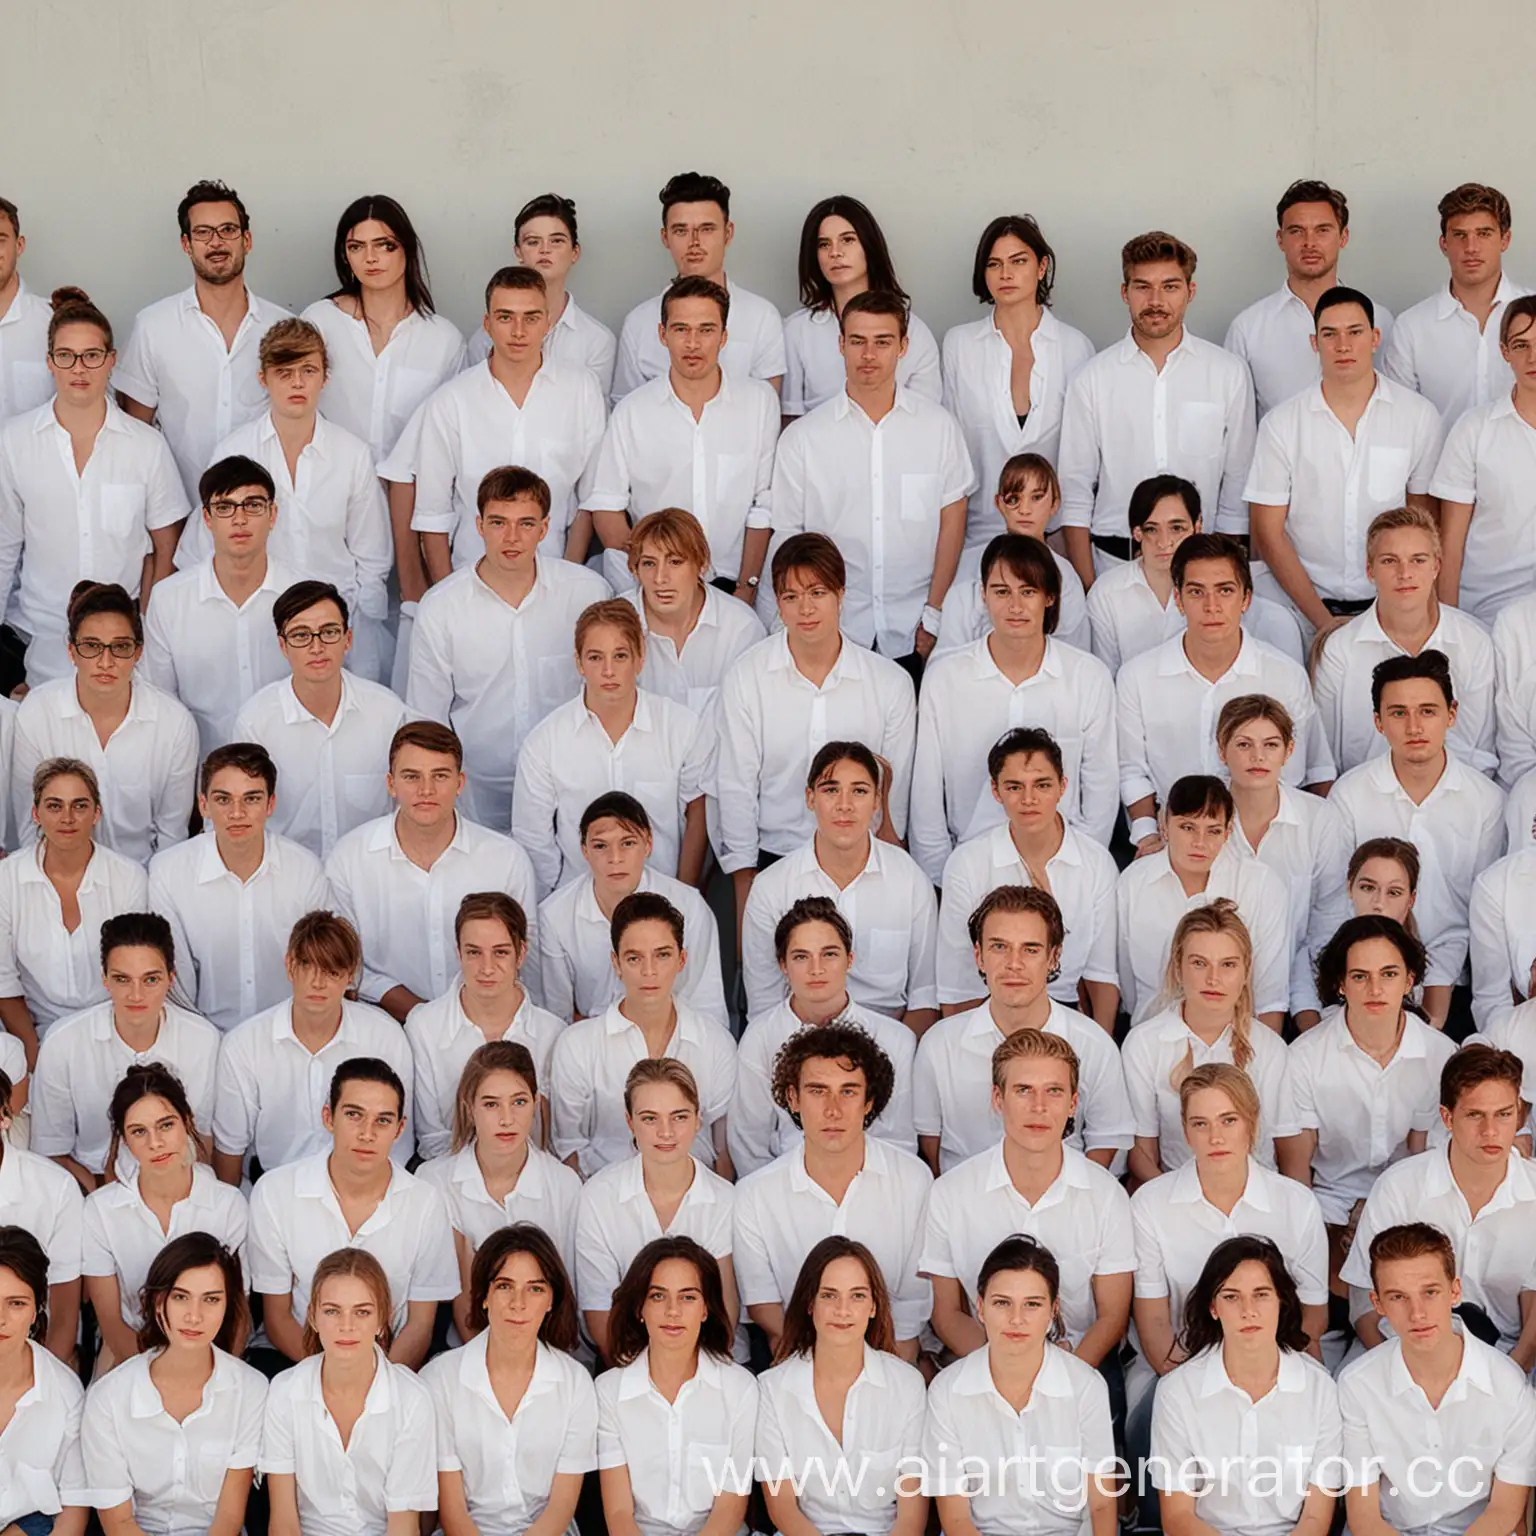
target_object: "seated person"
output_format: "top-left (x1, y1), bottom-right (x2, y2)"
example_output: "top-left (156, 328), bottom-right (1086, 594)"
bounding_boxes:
top-left (1469, 839), bottom-right (1536, 1031)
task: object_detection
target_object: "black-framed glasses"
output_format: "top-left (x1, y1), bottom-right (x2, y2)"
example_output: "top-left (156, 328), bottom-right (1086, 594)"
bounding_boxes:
top-left (50, 348), bottom-right (110, 370)
top-left (72, 638), bottom-right (139, 660)
top-left (282, 623), bottom-right (347, 649)
top-left (189, 223), bottom-right (243, 243)
top-left (209, 496), bottom-right (273, 518)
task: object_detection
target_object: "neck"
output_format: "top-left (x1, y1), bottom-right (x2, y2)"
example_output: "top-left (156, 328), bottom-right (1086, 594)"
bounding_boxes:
top-left (994, 298), bottom-right (1044, 338)
top-left (987, 629), bottom-right (1046, 680)
top-left (643, 1151), bottom-right (696, 1196)
top-left (847, 378), bottom-right (897, 421)
top-left (360, 282), bottom-right (411, 325)
top-left (1230, 780), bottom-right (1280, 834)
top-left (460, 980), bottom-right (524, 1031)
top-left (813, 830), bottom-right (871, 886)
top-left (212, 545), bottom-right (268, 602)
top-left (790, 628), bottom-right (843, 679)
top-left (1448, 1141), bottom-right (1508, 1192)
top-left (291, 669), bottom-right (343, 720)
top-left (477, 553), bottom-right (538, 605)
top-left (270, 408), bottom-right (316, 448)
top-left (988, 1338), bottom-right (1047, 1385)
top-left (1344, 1003), bottom-right (1405, 1052)
top-left (52, 392), bottom-right (107, 429)
top-left (77, 676), bottom-right (132, 719)
top-left (1182, 627), bottom-right (1242, 680)
top-left (645, 584), bottom-right (705, 643)
top-left (1141, 557), bottom-right (1175, 603)
top-left (1134, 323), bottom-right (1185, 370)
top-left (114, 1006), bottom-right (164, 1051)
top-left (0, 271), bottom-right (19, 316)
top-left (669, 365), bottom-right (722, 411)
top-left (484, 1322), bottom-right (539, 1372)
top-left (1221, 1332), bottom-right (1282, 1388)
top-left (1392, 749), bottom-right (1447, 802)
top-left (476, 1134), bottom-right (530, 1184)
top-left (648, 1341), bottom-right (700, 1391)
top-left (41, 836), bottom-right (93, 877)
top-left (1180, 998), bottom-right (1236, 1044)
top-left (215, 829), bottom-right (265, 881)
top-left (1321, 368), bottom-right (1378, 410)
top-left (812, 1332), bottom-right (866, 1380)
top-left (1009, 813), bottom-right (1065, 862)
top-left (1403, 1329), bottom-right (1465, 1386)
top-left (321, 1342), bottom-right (379, 1388)
top-left (195, 275), bottom-right (249, 323)
top-left (1451, 269), bottom-right (1503, 313)
top-left (152, 1342), bottom-right (215, 1382)
top-left (829, 278), bottom-right (868, 314)
top-left (592, 873), bottom-right (639, 921)
top-left (327, 1150), bottom-right (391, 1202)
top-left (489, 349), bottom-right (542, 394)
top-left (804, 1130), bottom-right (866, 1185)
top-left (585, 687), bottom-right (637, 740)
top-left (0, 1339), bottom-right (32, 1388)
top-left (1003, 1133), bottom-right (1064, 1190)
top-left (1286, 268), bottom-right (1339, 310)
top-left (139, 1155), bottom-right (194, 1202)
top-left (291, 998), bottom-right (343, 1044)
top-left (991, 989), bottom-right (1053, 1035)
top-left (790, 988), bottom-right (850, 1027)
top-left (1198, 1151), bottom-right (1250, 1199)
top-left (620, 993), bottom-right (677, 1039)
top-left (1376, 593), bottom-right (1439, 649)
top-left (1172, 859), bottom-right (1212, 899)
top-left (395, 808), bottom-right (456, 864)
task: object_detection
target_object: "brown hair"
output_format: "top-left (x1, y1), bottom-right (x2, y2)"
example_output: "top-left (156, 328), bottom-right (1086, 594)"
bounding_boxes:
top-left (450, 1040), bottom-right (538, 1154)
top-left (302, 1247), bottom-right (394, 1356)
top-left (137, 1232), bottom-right (248, 1355)
top-left (1276, 179), bottom-right (1349, 231)
top-left (1216, 693), bottom-right (1295, 752)
top-left (997, 453), bottom-right (1061, 504)
top-left (770, 1023), bottom-right (895, 1127)
top-left (839, 289), bottom-right (909, 339)
top-left (1366, 504), bottom-right (1441, 561)
top-left (1500, 294), bottom-right (1536, 348)
top-left (454, 891), bottom-right (527, 950)
top-left (1348, 836), bottom-right (1420, 890)
top-left (285, 910), bottom-right (362, 981)
top-left (106, 1062), bottom-right (206, 1181)
top-left (477, 465), bottom-right (552, 517)
top-left (628, 508), bottom-right (712, 578)
top-left (388, 719), bottom-right (463, 771)
top-left (966, 884), bottom-right (1065, 951)
top-left (1438, 182), bottom-right (1511, 236)
top-left (467, 1224), bottom-right (579, 1347)
top-left (484, 264), bottom-right (547, 309)
top-left (991, 1027), bottom-right (1079, 1096)
top-left (259, 317), bottom-right (328, 374)
top-left (1440, 1045), bottom-right (1523, 1113)
top-left (1161, 901), bottom-right (1255, 1092)
top-left (607, 1236), bottom-right (733, 1366)
top-left (771, 532), bottom-right (845, 597)
top-left (660, 274), bottom-right (729, 328)
top-left (624, 1056), bottom-right (701, 1117)
top-left (32, 756), bottom-right (100, 809)
top-left (772, 1236), bottom-right (897, 1364)
top-left (575, 598), bottom-right (645, 658)
top-left (48, 286), bottom-right (113, 352)
top-left (1121, 231), bottom-right (1197, 283)
top-left (1178, 1062), bottom-right (1260, 1147)
top-left (1368, 1222), bottom-right (1457, 1287)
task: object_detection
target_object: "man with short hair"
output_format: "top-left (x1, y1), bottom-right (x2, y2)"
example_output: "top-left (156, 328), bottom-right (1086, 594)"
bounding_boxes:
top-left (612, 171), bottom-right (785, 404)
top-left (147, 742), bottom-right (329, 1032)
top-left (0, 196), bottom-right (52, 424)
top-left (1059, 231), bottom-right (1256, 586)
top-left (114, 179), bottom-right (291, 502)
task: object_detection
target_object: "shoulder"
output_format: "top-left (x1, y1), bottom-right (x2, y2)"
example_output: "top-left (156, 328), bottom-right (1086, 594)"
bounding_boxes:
top-left (620, 293), bottom-right (663, 332)
top-left (941, 316), bottom-right (992, 356)
top-left (127, 291), bottom-right (192, 332)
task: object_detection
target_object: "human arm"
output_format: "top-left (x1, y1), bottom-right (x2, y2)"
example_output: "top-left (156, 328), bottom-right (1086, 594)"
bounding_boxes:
top-left (916, 499), bottom-right (969, 658)
top-left (84, 1273), bottom-right (139, 1363)
top-left (1251, 503), bottom-right (1336, 634)
top-left (1132, 1293), bottom-right (1183, 1374)
top-left (1278, 1127), bottom-right (1317, 1186)
top-left (45, 1277), bottom-right (80, 1363)
top-left (929, 1273), bottom-right (985, 1356)
top-left (0, 997), bottom-right (38, 1072)
top-left (677, 795), bottom-right (708, 888)
top-left (1128, 1134), bottom-right (1164, 1187)
top-left (388, 480), bottom-right (429, 603)
top-left (389, 1297), bottom-right (437, 1369)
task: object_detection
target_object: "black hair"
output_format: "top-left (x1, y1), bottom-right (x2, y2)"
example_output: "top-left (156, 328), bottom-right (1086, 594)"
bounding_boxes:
top-left (770, 1023), bottom-right (895, 1127)
top-left (200, 742), bottom-right (277, 799)
top-left (515, 193), bottom-right (579, 245)
top-left (468, 1224), bottom-right (580, 1348)
top-left (979, 534), bottom-right (1060, 634)
top-left (327, 1056), bottom-right (406, 1117)
top-left (975, 1235), bottom-right (1065, 1342)
top-left (805, 740), bottom-right (881, 793)
top-left (773, 895), bottom-right (853, 964)
top-left (67, 581), bottom-right (143, 648)
top-left (329, 195), bottom-right (435, 315)
top-left (101, 911), bottom-right (175, 974)
top-left (1179, 1235), bottom-right (1310, 1358)
top-left (659, 172), bottom-right (730, 222)
top-left (608, 1236), bottom-right (733, 1365)
top-left (1314, 284), bottom-right (1376, 330)
top-left (1128, 474), bottom-right (1201, 534)
top-left (273, 580), bottom-right (349, 636)
top-left (198, 454), bottom-right (275, 509)
top-left (971, 215), bottom-right (1056, 306)
top-left (137, 1232), bottom-right (248, 1354)
top-left (1371, 649), bottom-right (1455, 714)
top-left (581, 791), bottom-right (652, 841)
top-left (1276, 179), bottom-right (1349, 231)
top-left (1314, 914), bottom-right (1426, 1007)
top-left (611, 890), bottom-right (685, 953)
top-left (177, 180), bottom-right (248, 239)
top-left (0, 1226), bottom-right (49, 1340)
top-left (796, 196), bottom-right (908, 312)
top-left (1165, 774), bottom-right (1235, 824)
top-left (1171, 532), bottom-right (1251, 594)
top-left (987, 726), bottom-right (1064, 783)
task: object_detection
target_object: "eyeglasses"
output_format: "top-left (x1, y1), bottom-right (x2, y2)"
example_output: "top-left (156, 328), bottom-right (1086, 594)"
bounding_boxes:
top-left (50, 348), bottom-right (110, 370)
top-left (208, 496), bottom-right (273, 518)
top-left (189, 223), bottom-right (243, 243)
top-left (282, 623), bottom-right (347, 649)
top-left (72, 638), bottom-right (140, 660)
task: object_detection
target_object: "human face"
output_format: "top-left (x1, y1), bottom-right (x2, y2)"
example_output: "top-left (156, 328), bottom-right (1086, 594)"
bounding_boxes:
top-left (633, 541), bottom-right (704, 618)
top-left (313, 1272), bottom-right (384, 1356)
top-left (0, 218), bottom-right (23, 293)
top-left (786, 1054), bottom-right (871, 1154)
top-left (660, 294), bottom-right (726, 382)
top-left (457, 917), bottom-right (524, 1003)
top-left (477, 495), bottom-right (548, 575)
top-left (662, 200), bottom-right (731, 280)
top-left (577, 622), bottom-right (641, 707)
top-left (581, 815), bottom-right (652, 900)
top-left (1183, 1085), bottom-right (1253, 1165)
top-left (69, 610), bottom-right (140, 694)
top-left (1210, 1258), bottom-right (1281, 1345)
top-left (992, 1054), bottom-right (1077, 1151)
top-left (1368, 527), bottom-right (1440, 602)
top-left (807, 757), bottom-right (879, 850)
top-left (1178, 929), bottom-right (1247, 1018)
top-left (1123, 260), bottom-right (1193, 341)
top-left (285, 953), bottom-right (351, 1017)
top-left (776, 566), bottom-right (843, 644)
top-left (627, 1079), bottom-right (699, 1166)
top-left (641, 1257), bottom-right (708, 1352)
top-left (1349, 857), bottom-right (1415, 923)
top-left (817, 216), bottom-right (868, 291)
top-left (984, 234), bottom-right (1045, 308)
top-left (1501, 312), bottom-right (1536, 390)
top-left (484, 1250), bottom-right (553, 1343)
top-left (1441, 210), bottom-right (1509, 290)
top-left (470, 1068), bottom-right (537, 1158)
top-left (203, 480), bottom-right (276, 560)
top-left (344, 218), bottom-right (407, 292)
top-left (1168, 804), bottom-right (1230, 882)
top-left (1374, 678), bottom-right (1455, 767)
top-left (1276, 201), bottom-right (1346, 284)
top-left (612, 917), bottom-right (685, 1007)
top-left (199, 765), bottom-right (272, 847)
top-left (1440, 1077), bottom-right (1521, 1167)
top-left (158, 1263), bottom-right (228, 1353)
top-left (32, 772), bottom-right (100, 847)
top-left (1133, 495), bottom-right (1198, 571)
top-left (974, 909), bottom-right (1058, 1010)
top-left (122, 1093), bottom-right (191, 1175)
top-left (182, 200), bottom-right (249, 287)
top-left (1313, 302), bottom-right (1379, 383)
top-left (991, 750), bottom-right (1065, 836)
top-left (322, 1077), bottom-right (405, 1170)
top-left (48, 319), bottom-right (114, 407)
top-left (840, 309), bottom-right (906, 393)
top-left (995, 476), bottom-right (1057, 541)
top-left (811, 1254), bottom-right (877, 1344)
top-left (278, 598), bottom-right (352, 684)
top-left (484, 284), bottom-right (550, 367)
top-left (1218, 715), bottom-right (1294, 793)
top-left (260, 349), bottom-right (326, 419)
top-left (0, 1265), bottom-right (36, 1354)
top-left (515, 216), bottom-right (579, 285)
top-left (387, 744), bottom-right (464, 830)
top-left (780, 918), bottom-right (852, 1010)
top-left (982, 561), bottom-right (1053, 643)
top-left (1174, 557), bottom-right (1250, 641)
top-left (104, 944), bottom-right (173, 1029)
top-left (1340, 935), bottom-right (1414, 1027)
top-left (979, 1267), bottom-right (1055, 1352)
top-left (1371, 1253), bottom-right (1460, 1351)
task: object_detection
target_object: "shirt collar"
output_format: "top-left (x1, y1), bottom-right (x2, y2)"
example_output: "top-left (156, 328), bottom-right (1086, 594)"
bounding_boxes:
top-left (373, 808), bottom-right (470, 859)
top-left (1388, 1325), bottom-right (1493, 1399)
top-left (617, 1345), bottom-right (726, 1401)
top-left (1197, 1344), bottom-right (1311, 1398)
top-left (766, 628), bottom-right (863, 688)
top-left (128, 1345), bottom-right (240, 1418)
top-left (293, 1148), bottom-right (411, 1205)
top-left (789, 1133), bottom-right (891, 1193)
top-left (461, 1331), bottom-right (562, 1411)
top-left (1158, 629), bottom-right (1259, 680)
top-left (952, 1339), bottom-right (1075, 1401)
top-left (982, 1140), bottom-right (1091, 1205)
top-left (601, 999), bottom-right (707, 1047)
top-left (1169, 1154), bottom-right (1269, 1209)
top-left (971, 635), bottom-right (1063, 683)
top-left (193, 828), bottom-right (275, 885)
top-left (1435, 273), bottom-right (1521, 320)
top-left (831, 384), bottom-right (920, 424)
top-left (277, 670), bottom-right (361, 727)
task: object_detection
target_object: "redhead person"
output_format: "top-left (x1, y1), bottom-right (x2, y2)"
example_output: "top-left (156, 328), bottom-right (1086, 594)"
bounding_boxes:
top-left (1123, 901), bottom-right (1299, 1180)
top-left (421, 1225), bottom-right (597, 1536)
top-left (81, 1063), bottom-right (248, 1372)
top-left (757, 1236), bottom-right (928, 1536)
top-left (260, 1247), bottom-right (437, 1536)
top-left (81, 1232), bottom-right (266, 1536)
top-left (921, 1235), bottom-right (1118, 1536)
top-left (595, 1235), bottom-right (758, 1536)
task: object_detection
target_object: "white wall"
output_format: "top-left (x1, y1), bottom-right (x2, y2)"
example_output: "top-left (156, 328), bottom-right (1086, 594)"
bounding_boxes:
top-left (8, 0), bottom-right (1535, 349)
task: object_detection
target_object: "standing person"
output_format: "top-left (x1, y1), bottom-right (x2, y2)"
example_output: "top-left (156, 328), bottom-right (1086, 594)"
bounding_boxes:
top-left (0, 289), bottom-right (188, 685)
top-left (942, 213), bottom-right (1096, 549)
top-left (0, 196), bottom-right (54, 425)
top-left (1059, 232), bottom-right (1255, 587)
top-left (113, 179), bottom-right (291, 503)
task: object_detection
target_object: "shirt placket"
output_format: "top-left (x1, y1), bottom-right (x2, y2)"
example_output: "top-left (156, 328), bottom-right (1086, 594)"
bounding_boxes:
top-left (317, 728), bottom-right (340, 850)
top-left (369, 348), bottom-right (392, 455)
top-left (55, 425), bottom-right (94, 573)
top-left (664, 1397), bottom-right (687, 1526)
top-left (1150, 362), bottom-right (1171, 470)
top-left (237, 878), bottom-right (257, 1017)
top-left (868, 421), bottom-right (887, 645)
top-left (198, 311), bottom-right (238, 445)
top-left (423, 861), bottom-right (451, 995)
top-left (289, 445), bottom-right (316, 567)
top-left (690, 407), bottom-right (710, 545)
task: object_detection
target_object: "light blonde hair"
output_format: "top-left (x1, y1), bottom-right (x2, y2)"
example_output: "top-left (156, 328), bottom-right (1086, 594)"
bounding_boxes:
top-left (301, 1247), bottom-right (394, 1356)
top-left (449, 1040), bottom-right (538, 1154)
top-left (990, 1027), bottom-right (1080, 1096)
top-left (1178, 1061), bottom-right (1261, 1148)
top-left (1366, 504), bottom-right (1441, 561)
top-left (1161, 901), bottom-right (1255, 1093)
top-left (624, 1056), bottom-right (700, 1116)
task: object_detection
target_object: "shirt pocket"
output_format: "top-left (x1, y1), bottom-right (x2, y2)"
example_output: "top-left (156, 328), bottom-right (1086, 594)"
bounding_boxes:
top-left (684, 1439), bottom-right (734, 1509)
top-left (1367, 446), bottom-right (1412, 502)
top-left (99, 482), bottom-right (148, 536)
top-left (900, 471), bottom-right (942, 524)
top-left (859, 926), bottom-right (909, 981)
top-left (1176, 401), bottom-right (1225, 458)
top-left (852, 1444), bottom-right (904, 1509)
top-left (713, 451), bottom-right (750, 507)
top-left (632, 779), bottom-right (674, 830)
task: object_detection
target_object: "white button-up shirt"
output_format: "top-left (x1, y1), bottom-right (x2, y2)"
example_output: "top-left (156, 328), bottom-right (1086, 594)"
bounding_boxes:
top-left (406, 555), bottom-right (611, 829)
top-left (771, 387), bottom-right (977, 656)
top-left (715, 631), bottom-right (917, 871)
top-left (941, 308), bottom-right (1097, 546)
top-left (300, 298), bottom-right (465, 460)
top-left (466, 290), bottom-right (618, 397)
top-left (585, 372), bottom-right (778, 581)
top-left (0, 401), bottom-right (189, 683)
top-left (212, 996), bottom-right (415, 1173)
top-left (0, 1141), bottom-right (84, 1285)
top-left (741, 835), bottom-right (938, 1019)
top-left (1116, 631), bottom-right (1332, 808)
top-left (0, 841), bottom-right (148, 1033)
top-left (1329, 752), bottom-right (1506, 985)
top-left (259, 1348), bottom-right (438, 1536)
top-left (233, 673), bottom-right (408, 859)
top-left (1058, 331), bottom-right (1257, 539)
top-left (913, 1000), bottom-right (1135, 1171)
top-left (1380, 274), bottom-right (1533, 422)
top-left (625, 585), bottom-right (765, 715)
top-left (1287, 1006), bottom-right (1456, 1224)
top-left (920, 1142), bottom-right (1135, 1345)
top-left (418, 1142), bottom-right (580, 1273)
top-left (537, 865), bottom-right (725, 1024)
top-left (612, 279), bottom-right (785, 404)
top-left (1243, 377), bottom-right (1442, 601)
top-left (113, 285), bottom-right (291, 499)
top-left (910, 637), bottom-right (1119, 880)
top-left (935, 544), bottom-right (1091, 657)
top-left (0, 1341), bottom-right (89, 1530)
top-left (1470, 849), bottom-right (1536, 1029)
top-left (0, 281), bottom-right (54, 425)
top-left (147, 830), bottom-right (330, 1032)
top-left (938, 820), bottom-right (1119, 1008)
top-left (786, 304), bottom-right (942, 418)
top-left (325, 810), bottom-right (542, 1006)
top-left (1493, 593), bottom-right (1536, 787)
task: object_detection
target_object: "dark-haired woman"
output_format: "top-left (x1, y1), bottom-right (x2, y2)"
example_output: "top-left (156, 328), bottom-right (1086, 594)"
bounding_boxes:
top-left (81, 1232), bottom-right (265, 1536)
top-left (422, 1225), bottom-right (596, 1536)
top-left (596, 1236), bottom-right (757, 1536)
top-left (13, 581), bottom-right (198, 864)
top-left (782, 195), bottom-right (940, 418)
top-left (0, 287), bottom-right (188, 686)
top-left (757, 1236), bottom-right (927, 1536)
top-left (1150, 1236), bottom-right (1341, 1536)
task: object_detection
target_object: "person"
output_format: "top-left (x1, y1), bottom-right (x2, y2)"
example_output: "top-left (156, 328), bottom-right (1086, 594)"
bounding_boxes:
top-left (420, 1224), bottom-right (597, 1536)
top-left (1114, 776), bottom-right (1292, 1027)
top-left (0, 758), bottom-right (148, 1062)
top-left (941, 214), bottom-right (1096, 550)
top-left (81, 1232), bottom-right (265, 1535)
top-left (1059, 232), bottom-right (1255, 586)
top-left (232, 579), bottom-right (408, 859)
top-left (260, 1246), bottom-right (438, 1536)
top-left (734, 1023), bottom-right (932, 1359)
top-left (0, 288), bottom-right (188, 685)
top-left (418, 1043), bottom-right (581, 1341)
top-left (757, 1235), bottom-right (929, 1536)
top-left (1150, 1235), bottom-right (1343, 1536)
top-left (921, 1235), bottom-right (1118, 1536)
top-left (921, 1030), bottom-right (1134, 1361)
top-left (1470, 835), bottom-right (1536, 1029)
top-left (1339, 1223), bottom-right (1536, 1536)
top-left (595, 1236), bottom-right (757, 1536)
top-left (29, 912), bottom-right (217, 1192)
top-left (914, 885), bottom-right (1134, 1173)
top-left (0, 197), bottom-right (54, 425)
top-left (80, 1062), bottom-right (248, 1371)
top-left (1347, 835), bottom-right (1422, 929)
top-left (326, 720), bottom-right (542, 1022)
top-left (1247, 287), bottom-right (1442, 638)
top-left (1216, 695), bottom-right (1352, 1023)
top-left (911, 535), bottom-right (1119, 880)
top-left (742, 740), bottom-right (938, 1027)
top-left (537, 791), bottom-right (724, 1023)
top-left (1381, 183), bottom-right (1530, 421)
top-left (0, 1224), bottom-right (90, 1536)
top-left (770, 289), bottom-right (975, 671)
top-left (405, 892), bottom-right (564, 1160)
top-left (212, 910), bottom-right (413, 1181)
top-left (1342, 1047), bottom-right (1536, 1362)
top-left (612, 170), bottom-right (785, 402)
top-left (732, 897), bottom-right (915, 1173)
top-left (715, 533), bottom-right (917, 930)
top-left (512, 599), bottom-right (712, 895)
top-left (1314, 505), bottom-right (1497, 775)
top-left (12, 580), bottom-right (198, 866)
top-left (1225, 177), bottom-right (1395, 416)
top-left (575, 1058), bottom-right (737, 1363)
top-left (1492, 573), bottom-right (1536, 788)
top-left (113, 179), bottom-right (290, 503)
top-left (936, 726), bottom-right (1119, 1028)
top-left (548, 891), bottom-right (736, 1177)
top-left (584, 275), bottom-right (777, 595)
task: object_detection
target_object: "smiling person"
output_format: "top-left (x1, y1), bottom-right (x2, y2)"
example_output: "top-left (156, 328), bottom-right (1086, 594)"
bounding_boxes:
top-left (0, 197), bottom-right (55, 426)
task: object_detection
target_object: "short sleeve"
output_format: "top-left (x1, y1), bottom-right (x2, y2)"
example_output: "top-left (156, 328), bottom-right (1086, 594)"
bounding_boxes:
top-left (80, 1379), bottom-right (134, 1508)
top-left (558, 1368), bottom-right (600, 1476)
top-left (228, 1363), bottom-right (267, 1470)
top-left (407, 1188), bottom-right (462, 1302)
top-left (595, 1372), bottom-right (627, 1471)
top-left (245, 1176), bottom-right (295, 1297)
top-left (1131, 1193), bottom-right (1170, 1299)
top-left (384, 1373), bottom-right (440, 1513)
top-left (1428, 408), bottom-right (1481, 504)
top-left (422, 1359), bottom-right (462, 1473)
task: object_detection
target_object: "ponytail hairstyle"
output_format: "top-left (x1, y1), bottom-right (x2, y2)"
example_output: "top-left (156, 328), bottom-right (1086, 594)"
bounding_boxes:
top-left (1161, 900), bottom-right (1255, 1094)
top-left (106, 1061), bottom-right (207, 1176)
